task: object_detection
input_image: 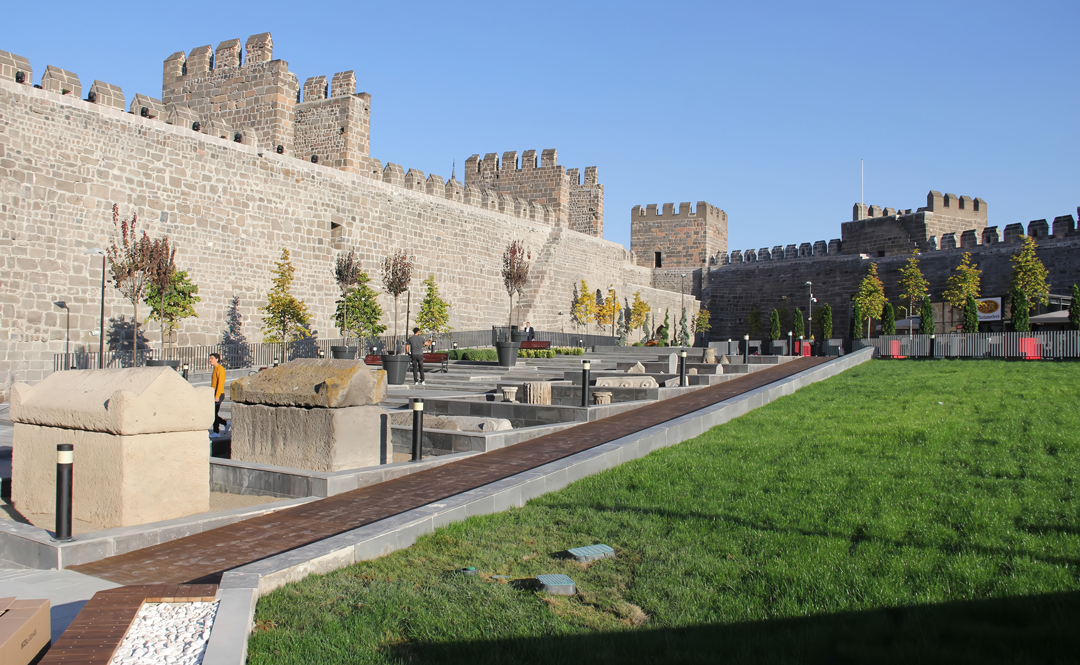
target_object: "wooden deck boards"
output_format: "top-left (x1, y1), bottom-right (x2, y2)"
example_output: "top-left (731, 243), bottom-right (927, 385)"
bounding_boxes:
top-left (70, 358), bottom-right (825, 586)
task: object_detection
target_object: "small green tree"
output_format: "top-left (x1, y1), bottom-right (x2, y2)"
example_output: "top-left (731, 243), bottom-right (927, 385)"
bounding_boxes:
top-left (819, 303), bottom-right (833, 341)
top-left (963, 295), bottom-right (980, 333)
top-left (628, 291), bottom-right (651, 341)
top-left (1010, 236), bottom-right (1050, 312)
top-left (881, 302), bottom-right (896, 335)
top-left (898, 253), bottom-right (930, 339)
top-left (854, 263), bottom-right (887, 338)
top-left (944, 252), bottom-right (981, 311)
top-left (794, 307), bottom-right (805, 339)
top-left (850, 301), bottom-right (863, 339)
top-left (335, 272), bottom-right (387, 344)
top-left (920, 298), bottom-right (935, 335)
top-left (656, 308), bottom-right (670, 345)
top-left (1011, 285), bottom-right (1030, 332)
top-left (144, 270), bottom-right (200, 351)
top-left (1070, 284), bottom-right (1080, 331)
top-left (692, 308), bottom-right (711, 346)
top-left (106, 204), bottom-right (154, 361)
top-left (415, 275), bottom-right (452, 344)
top-left (748, 303), bottom-right (762, 338)
top-left (260, 248), bottom-right (311, 360)
top-left (769, 309), bottom-right (781, 341)
top-left (574, 280), bottom-right (596, 335)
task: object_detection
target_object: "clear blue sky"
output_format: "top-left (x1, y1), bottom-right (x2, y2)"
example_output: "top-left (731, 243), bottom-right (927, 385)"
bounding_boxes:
top-left (3, 1), bottom-right (1076, 252)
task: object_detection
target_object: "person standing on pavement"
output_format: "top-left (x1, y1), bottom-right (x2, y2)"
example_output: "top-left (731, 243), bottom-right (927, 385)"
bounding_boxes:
top-left (407, 327), bottom-right (429, 385)
top-left (524, 321), bottom-right (535, 341)
top-left (209, 353), bottom-right (228, 437)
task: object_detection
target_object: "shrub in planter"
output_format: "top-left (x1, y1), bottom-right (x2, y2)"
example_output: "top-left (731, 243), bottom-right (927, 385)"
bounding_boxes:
top-left (448, 348), bottom-right (498, 361)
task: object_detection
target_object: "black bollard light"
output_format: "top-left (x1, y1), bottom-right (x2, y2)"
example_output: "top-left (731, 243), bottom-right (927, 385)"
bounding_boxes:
top-left (929, 334), bottom-right (936, 359)
top-left (581, 359), bottom-right (591, 408)
top-left (411, 398), bottom-right (424, 462)
top-left (55, 444), bottom-right (74, 542)
top-left (788, 331), bottom-right (793, 356)
top-left (799, 335), bottom-right (804, 356)
top-left (679, 349), bottom-right (687, 387)
top-left (743, 335), bottom-right (749, 364)
top-left (182, 363), bottom-right (190, 381)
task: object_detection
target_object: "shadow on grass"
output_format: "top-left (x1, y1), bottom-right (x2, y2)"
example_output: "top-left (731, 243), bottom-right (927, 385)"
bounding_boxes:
top-left (396, 591), bottom-right (1080, 665)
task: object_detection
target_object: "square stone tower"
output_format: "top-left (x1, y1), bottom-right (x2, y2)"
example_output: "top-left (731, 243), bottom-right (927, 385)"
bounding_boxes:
top-left (630, 201), bottom-right (728, 268)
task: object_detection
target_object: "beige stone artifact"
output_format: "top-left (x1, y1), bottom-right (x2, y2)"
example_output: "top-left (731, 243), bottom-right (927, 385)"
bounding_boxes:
top-left (9, 367), bottom-right (213, 529)
top-left (595, 377), bottom-right (659, 388)
top-left (522, 381), bottom-right (552, 405)
top-left (626, 362), bottom-right (646, 374)
top-left (229, 359), bottom-right (389, 472)
top-left (388, 412), bottom-right (512, 432)
top-left (500, 386), bottom-right (519, 403)
top-left (593, 391), bottom-right (613, 405)
top-left (229, 359), bottom-right (386, 408)
top-left (702, 348), bottom-right (717, 364)
top-left (230, 403), bottom-right (387, 471)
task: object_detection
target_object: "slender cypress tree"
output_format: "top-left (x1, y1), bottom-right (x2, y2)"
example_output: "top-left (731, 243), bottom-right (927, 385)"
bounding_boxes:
top-left (819, 303), bottom-right (833, 341)
top-left (769, 309), bottom-right (781, 341)
top-left (1011, 285), bottom-right (1030, 332)
top-left (920, 298), bottom-right (935, 335)
top-left (1069, 284), bottom-right (1080, 331)
top-left (881, 303), bottom-right (896, 335)
top-left (963, 295), bottom-right (980, 333)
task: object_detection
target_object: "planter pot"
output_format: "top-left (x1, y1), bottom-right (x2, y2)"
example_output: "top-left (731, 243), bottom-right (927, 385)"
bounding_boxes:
top-left (380, 354), bottom-right (410, 384)
top-left (510, 330), bottom-right (527, 343)
top-left (145, 359), bottom-right (180, 370)
top-left (330, 345), bottom-right (357, 360)
top-left (770, 341), bottom-right (787, 356)
top-left (495, 341), bottom-right (520, 367)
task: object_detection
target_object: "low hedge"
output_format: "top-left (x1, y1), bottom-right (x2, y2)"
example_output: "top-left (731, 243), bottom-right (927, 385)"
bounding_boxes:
top-left (553, 347), bottom-right (584, 355)
top-left (518, 349), bottom-right (556, 358)
top-left (447, 348), bottom-right (498, 361)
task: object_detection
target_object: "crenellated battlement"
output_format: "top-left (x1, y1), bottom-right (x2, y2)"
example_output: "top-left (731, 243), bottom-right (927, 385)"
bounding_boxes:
top-left (463, 148), bottom-right (603, 235)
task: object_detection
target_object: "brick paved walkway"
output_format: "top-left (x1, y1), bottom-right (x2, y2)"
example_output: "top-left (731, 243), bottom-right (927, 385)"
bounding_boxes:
top-left (71, 358), bottom-right (825, 586)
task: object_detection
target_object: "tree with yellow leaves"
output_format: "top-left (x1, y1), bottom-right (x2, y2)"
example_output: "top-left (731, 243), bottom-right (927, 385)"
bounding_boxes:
top-left (573, 280), bottom-right (597, 335)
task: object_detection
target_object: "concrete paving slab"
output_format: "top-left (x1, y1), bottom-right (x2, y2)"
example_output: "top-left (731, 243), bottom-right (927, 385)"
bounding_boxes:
top-left (0, 568), bottom-right (121, 641)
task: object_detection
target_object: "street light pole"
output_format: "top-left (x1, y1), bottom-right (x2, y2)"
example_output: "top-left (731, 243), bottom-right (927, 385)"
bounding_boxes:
top-left (84, 248), bottom-right (106, 369)
top-left (54, 301), bottom-right (70, 366)
top-left (681, 274), bottom-right (686, 345)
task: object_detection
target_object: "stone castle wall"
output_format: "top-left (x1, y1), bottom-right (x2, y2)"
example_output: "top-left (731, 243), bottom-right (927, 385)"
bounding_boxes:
top-left (0, 77), bottom-right (691, 394)
top-left (704, 228), bottom-right (1080, 340)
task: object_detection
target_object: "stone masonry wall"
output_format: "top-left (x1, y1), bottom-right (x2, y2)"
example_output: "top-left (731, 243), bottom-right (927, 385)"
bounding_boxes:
top-left (705, 232), bottom-right (1080, 341)
top-left (0, 78), bottom-right (691, 395)
top-left (631, 201), bottom-right (728, 269)
top-left (294, 91), bottom-right (375, 175)
top-left (842, 191), bottom-right (989, 257)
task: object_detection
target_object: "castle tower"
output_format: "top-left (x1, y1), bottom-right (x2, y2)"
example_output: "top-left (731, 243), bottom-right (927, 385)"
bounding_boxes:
top-left (161, 33), bottom-right (299, 153)
top-left (463, 149), bottom-right (605, 235)
top-left (630, 202), bottom-right (728, 268)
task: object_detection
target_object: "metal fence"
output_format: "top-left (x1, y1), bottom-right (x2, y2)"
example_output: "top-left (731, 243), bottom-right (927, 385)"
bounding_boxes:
top-left (51, 329), bottom-right (613, 372)
top-left (854, 332), bottom-right (1080, 359)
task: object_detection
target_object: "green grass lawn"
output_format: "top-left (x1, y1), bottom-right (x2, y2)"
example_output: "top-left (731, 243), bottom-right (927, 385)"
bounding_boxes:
top-left (248, 360), bottom-right (1080, 664)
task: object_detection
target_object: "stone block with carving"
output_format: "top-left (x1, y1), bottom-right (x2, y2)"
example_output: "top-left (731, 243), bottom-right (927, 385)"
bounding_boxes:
top-left (522, 381), bottom-right (552, 404)
top-left (9, 367), bottom-right (214, 528)
top-left (595, 376), bottom-right (659, 388)
top-left (702, 348), bottom-right (716, 364)
top-left (229, 359), bottom-right (388, 472)
top-left (593, 391), bottom-right (613, 405)
top-left (389, 412), bottom-right (512, 432)
top-left (626, 362), bottom-right (646, 374)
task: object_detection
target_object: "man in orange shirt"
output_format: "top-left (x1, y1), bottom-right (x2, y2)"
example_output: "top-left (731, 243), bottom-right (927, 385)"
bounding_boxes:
top-left (209, 353), bottom-right (227, 438)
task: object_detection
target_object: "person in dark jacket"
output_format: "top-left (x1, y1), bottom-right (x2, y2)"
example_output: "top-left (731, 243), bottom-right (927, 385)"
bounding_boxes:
top-left (407, 327), bottom-right (429, 385)
top-left (524, 321), bottom-right (535, 341)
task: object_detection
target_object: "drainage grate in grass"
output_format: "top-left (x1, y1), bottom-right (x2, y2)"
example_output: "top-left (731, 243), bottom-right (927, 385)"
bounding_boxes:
top-left (536, 574), bottom-right (577, 595)
top-left (565, 544), bottom-right (615, 562)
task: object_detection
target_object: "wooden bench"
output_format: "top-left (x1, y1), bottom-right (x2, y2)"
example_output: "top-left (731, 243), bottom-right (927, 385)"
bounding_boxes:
top-left (365, 353), bottom-right (450, 373)
top-left (518, 340), bottom-right (551, 350)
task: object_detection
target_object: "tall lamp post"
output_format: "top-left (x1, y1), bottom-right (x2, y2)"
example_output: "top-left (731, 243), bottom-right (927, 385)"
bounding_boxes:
top-left (680, 274), bottom-right (686, 345)
top-left (609, 283), bottom-right (615, 344)
top-left (84, 248), bottom-right (106, 369)
top-left (805, 281), bottom-right (816, 354)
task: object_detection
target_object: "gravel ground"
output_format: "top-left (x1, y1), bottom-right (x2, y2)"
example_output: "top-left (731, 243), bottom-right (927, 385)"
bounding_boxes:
top-left (109, 601), bottom-right (218, 665)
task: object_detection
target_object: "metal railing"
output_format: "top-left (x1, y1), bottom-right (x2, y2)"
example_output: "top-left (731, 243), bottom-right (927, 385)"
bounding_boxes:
top-left (51, 329), bottom-right (614, 372)
top-left (854, 332), bottom-right (1080, 359)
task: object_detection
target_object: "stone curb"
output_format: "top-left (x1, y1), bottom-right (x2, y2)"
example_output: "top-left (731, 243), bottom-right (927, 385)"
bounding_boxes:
top-left (0, 496), bottom-right (319, 570)
top-left (200, 349), bottom-right (872, 665)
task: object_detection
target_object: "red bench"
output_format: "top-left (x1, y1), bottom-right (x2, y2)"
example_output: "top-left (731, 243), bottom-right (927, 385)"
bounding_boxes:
top-left (365, 353), bottom-right (450, 372)
top-left (518, 341), bottom-right (551, 350)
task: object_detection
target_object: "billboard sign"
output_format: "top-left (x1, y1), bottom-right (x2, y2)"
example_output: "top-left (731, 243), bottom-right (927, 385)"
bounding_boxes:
top-left (976, 297), bottom-right (1002, 321)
